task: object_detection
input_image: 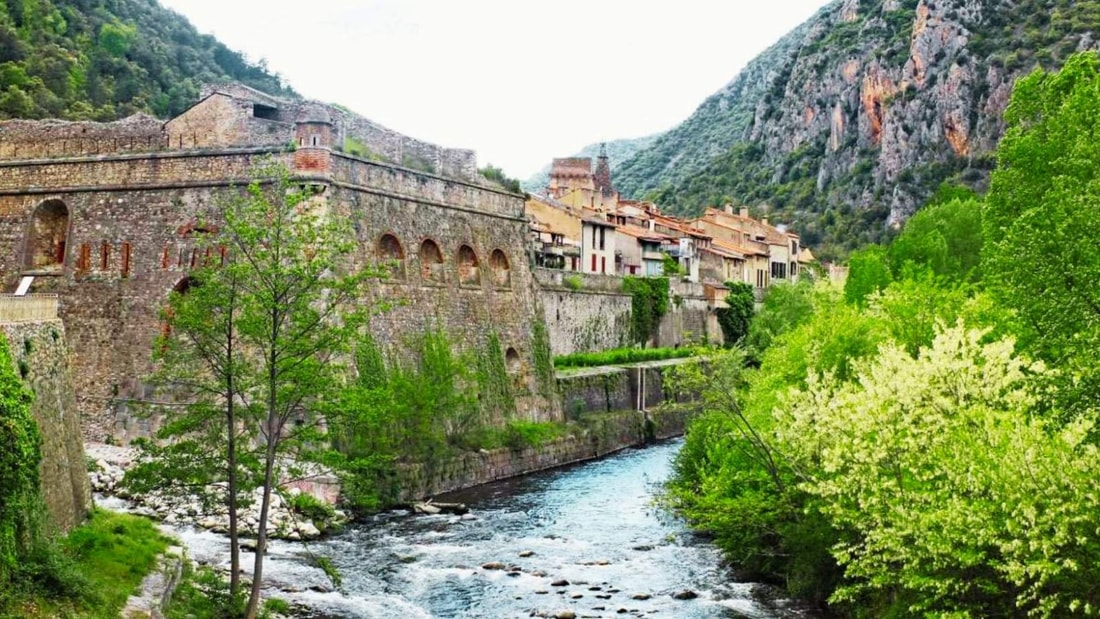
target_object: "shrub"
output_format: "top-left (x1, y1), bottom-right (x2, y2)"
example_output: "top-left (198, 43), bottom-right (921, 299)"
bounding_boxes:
top-left (288, 493), bottom-right (335, 523)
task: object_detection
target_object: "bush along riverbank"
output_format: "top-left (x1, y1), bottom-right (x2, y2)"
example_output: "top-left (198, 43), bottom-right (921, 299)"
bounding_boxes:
top-left (667, 54), bottom-right (1100, 619)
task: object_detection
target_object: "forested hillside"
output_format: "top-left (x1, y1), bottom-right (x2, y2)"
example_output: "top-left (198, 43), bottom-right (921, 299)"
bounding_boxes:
top-left (0, 0), bottom-right (293, 121)
top-left (614, 0), bottom-right (1100, 259)
top-left (520, 134), bottom-right (660, 194)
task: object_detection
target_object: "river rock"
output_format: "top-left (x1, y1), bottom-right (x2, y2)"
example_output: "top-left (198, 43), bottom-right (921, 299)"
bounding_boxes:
top-left (555, 612), bottom-right (576, 619)
top-left (518, 550), bottom-right (535, 557)
top-left (671, 589), bottom-right (698, 600)
top-left (551, 579), bottom-right (570, 587)
top-left (481, 562), bottom-right (506, 570)
top-left (631, 544), bottom-right (653, 551)
top-left (298, 521), bottom-right (321, 539)
top-left (630, 593), bottom-right (650, 600)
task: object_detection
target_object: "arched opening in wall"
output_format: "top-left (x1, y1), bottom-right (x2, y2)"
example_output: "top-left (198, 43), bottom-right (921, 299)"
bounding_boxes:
top-left (505, 346), bottom-right (523, 390)
top-left (376, 233), bottom-right (405, 280)
top-left (489, 249), bottom-right (511, 289)
top-left (457, 244), bottom-right (481, 286)
top-left (505, 347), bottom-right (521, 374)
top-left (420, 239), bottom-right (444, 283)
top-left (25, 199), bottom-right (70, 271)
top-left (162, 277), bottom-right (198, 340)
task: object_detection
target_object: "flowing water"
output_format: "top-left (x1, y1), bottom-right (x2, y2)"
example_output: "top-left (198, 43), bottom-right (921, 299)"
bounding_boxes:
top-left (167, 440), bottom-right (813, 618)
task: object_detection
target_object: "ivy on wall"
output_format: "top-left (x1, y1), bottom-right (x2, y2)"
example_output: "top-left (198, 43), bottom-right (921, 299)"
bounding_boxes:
top-left (474, 331), bottom-right (516, 420)
top-left (531, 320), bottom-right (556, 400)
top-left (0, 334), bottom-right (41, 585)
top-left (622, 277), bottom-right (670, 346)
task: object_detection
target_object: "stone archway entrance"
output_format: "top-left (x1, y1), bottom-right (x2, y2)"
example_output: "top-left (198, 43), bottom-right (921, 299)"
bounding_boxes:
top-left (26, 199), bottom-right (70, 270)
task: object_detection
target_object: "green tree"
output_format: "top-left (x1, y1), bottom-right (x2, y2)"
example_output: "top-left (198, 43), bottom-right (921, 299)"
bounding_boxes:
top-left (744, 279), bottom-right (816, 353)
top-left (780, 324), bottom-right (1100, 617)
top-left (130, 160), bottom-right (376, 618)
top-left (888, 197), bottom-right (983, 282)
top-left (126, 226), bottom-right (253, 603)
top-left (983, 50), bottom-right (1100, 419)
top-left (715, 281), bottom-right (755, 346)
top-left (843, 244), bottom-right (892, 306)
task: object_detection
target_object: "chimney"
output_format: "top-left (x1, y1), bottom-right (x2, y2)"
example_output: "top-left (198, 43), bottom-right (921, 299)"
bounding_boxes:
top-left (724, 204), bottom-right (734, 215)
top-left (739, 207), bottom-right (749, 218)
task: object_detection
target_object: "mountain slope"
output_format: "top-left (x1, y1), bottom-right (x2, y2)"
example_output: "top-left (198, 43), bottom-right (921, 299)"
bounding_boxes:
top-left (521, 134), bottom-right (660, 194)
top-left (615, 0), bottom-right (1100, 258)
top-left (0, 0), bottom-right (292, 121)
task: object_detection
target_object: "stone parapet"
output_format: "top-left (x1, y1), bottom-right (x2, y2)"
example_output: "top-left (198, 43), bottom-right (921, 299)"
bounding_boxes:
top-left (0, 293), bottom-right (58, 322)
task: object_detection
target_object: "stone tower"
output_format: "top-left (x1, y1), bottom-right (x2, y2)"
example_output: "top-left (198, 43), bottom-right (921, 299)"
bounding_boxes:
top-left (593, 143), bottom-right (613, 198)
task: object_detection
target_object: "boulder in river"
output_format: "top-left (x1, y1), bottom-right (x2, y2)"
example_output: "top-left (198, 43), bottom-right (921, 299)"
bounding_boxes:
top-left (481, 561), bottom-right (506, 570)
top-left (672, 589), bottom-right (699, 600)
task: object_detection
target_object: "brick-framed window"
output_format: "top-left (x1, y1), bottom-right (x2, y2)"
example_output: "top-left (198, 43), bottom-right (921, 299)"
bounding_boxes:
top-left (120, 242), bottom-right (131, 277)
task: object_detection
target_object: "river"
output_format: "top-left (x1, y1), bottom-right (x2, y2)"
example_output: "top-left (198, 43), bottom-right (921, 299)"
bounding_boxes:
top-left (170, 439), bottom-right (813, 618)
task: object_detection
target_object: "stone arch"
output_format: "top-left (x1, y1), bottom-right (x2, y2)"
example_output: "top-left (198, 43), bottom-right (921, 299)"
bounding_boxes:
top-left (25, 199), bottom-right (70, 270)
top-left (162, 277), bottom-right (198, 340)
top-left (505, 347), bottom-right (521, 373)
top-left (172, 276), bottom-right (197, 295)
top-left (489, 249), bottom-right (511, 289)
top-left (376, 233), bottom-right (405, 279)
top-left (420, 239), bottom-right (444, 282)
top-left (457, 244), bottom-right (481, 286)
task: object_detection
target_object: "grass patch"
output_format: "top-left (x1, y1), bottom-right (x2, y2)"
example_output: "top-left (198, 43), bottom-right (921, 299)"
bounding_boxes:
top-left (553, 346), bottom-right (706, 369)
top-left (0, 509), bottom-right (171, 619)
top-left (457, 420), bottom-right (571, 451)
top-left (288, 492), bottom-right (336, 523)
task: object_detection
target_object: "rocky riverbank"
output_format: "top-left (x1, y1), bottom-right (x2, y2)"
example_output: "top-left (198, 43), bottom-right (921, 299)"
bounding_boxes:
top-left (85, 443), bottom-right (348, 541)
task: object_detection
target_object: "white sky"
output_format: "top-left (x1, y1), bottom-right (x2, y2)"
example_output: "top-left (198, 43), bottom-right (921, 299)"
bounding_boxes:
top-left (159, 0), bottom-right (833, 179)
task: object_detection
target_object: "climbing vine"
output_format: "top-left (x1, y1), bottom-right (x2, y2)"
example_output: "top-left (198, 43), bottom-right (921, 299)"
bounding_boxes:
top-left (530, 320), bottom-right (556, 400)
top-left (0, 334), bottom-right (40, 586)
top-left (622, 276), bottom-right (670, 346)
top-left (474, 331), bottom-right (515, 420)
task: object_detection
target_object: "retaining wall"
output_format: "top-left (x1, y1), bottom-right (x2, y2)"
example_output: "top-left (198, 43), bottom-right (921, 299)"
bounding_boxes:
top-left (0, 320), bottom-right (90, 533)
top-left (394, 358), bottom-right (697, 500)
top-left (533, 268), bottom-right (722, 356)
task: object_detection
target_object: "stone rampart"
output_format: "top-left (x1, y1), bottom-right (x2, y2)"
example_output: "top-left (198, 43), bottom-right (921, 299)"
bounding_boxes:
top-left (534, 268), bottom-right (722, 356)
top-left (394, 406), bottom-right (689, 501)
top-left (0, 115), bottom-right (166, 160)
top-left (0, 142), bottom-right (551, 441)
top-left (0, 320), bottom-right (90, 533)
top-left (333, 109), bottom-right (476, 180)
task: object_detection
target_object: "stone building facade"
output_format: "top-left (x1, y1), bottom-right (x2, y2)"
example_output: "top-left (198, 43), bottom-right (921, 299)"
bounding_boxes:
top-left (0, 86), bottom-right (551, 442)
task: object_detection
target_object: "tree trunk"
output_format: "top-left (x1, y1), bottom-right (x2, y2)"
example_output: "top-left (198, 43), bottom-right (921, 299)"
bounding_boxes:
top-left (227, 396), bottom-right (240, 599)
top-left (245, 425), bottom-right (277, 619)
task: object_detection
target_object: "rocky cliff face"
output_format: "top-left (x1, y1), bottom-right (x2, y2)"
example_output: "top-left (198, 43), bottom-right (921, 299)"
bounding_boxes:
top-left (613, 0), bottom-right (1097, 256)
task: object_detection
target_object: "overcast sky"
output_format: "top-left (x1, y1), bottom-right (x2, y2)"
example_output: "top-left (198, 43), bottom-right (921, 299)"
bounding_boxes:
top-left (159, 0), bottom-right (833, 178)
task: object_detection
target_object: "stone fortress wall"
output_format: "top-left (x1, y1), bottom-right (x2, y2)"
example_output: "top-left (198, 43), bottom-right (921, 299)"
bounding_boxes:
top-left (0, 316), bottom-right (90, 533)
top-left (532, 268), bottom-right (720, 356)
top-left (0, 86), bottom-right (548, 443)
